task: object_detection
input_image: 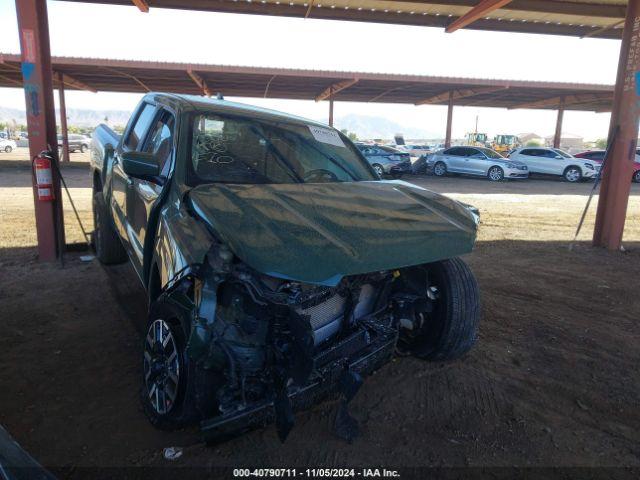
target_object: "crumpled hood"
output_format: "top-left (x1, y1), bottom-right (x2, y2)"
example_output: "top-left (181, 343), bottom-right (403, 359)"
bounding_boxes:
top-left (188, 180), bottom-right (479, 286)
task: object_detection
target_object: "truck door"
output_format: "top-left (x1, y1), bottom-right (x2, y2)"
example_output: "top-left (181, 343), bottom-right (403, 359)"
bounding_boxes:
top-left (126, 109), bottom-right (175, 271)
top-left (111, 102), bottom-right (158, 249)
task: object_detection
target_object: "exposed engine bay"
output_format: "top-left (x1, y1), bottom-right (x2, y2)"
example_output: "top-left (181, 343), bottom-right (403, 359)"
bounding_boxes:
top-left (180, 243), bottom-right (440, 442)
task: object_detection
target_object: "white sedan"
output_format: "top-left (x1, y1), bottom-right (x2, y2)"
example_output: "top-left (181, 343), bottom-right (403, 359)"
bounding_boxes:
top-left (0, 139), bottom-right (17, 153)
top-left (508, 147), bottom-right (599, 182)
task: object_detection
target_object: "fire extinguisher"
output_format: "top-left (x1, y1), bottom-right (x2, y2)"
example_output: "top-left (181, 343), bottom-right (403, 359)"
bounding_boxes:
top-left (33, 151), bottom-right (55, 202)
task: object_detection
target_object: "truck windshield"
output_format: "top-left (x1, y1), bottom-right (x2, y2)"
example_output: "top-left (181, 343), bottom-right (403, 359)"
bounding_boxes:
top-left (190, 113), bottom-right (376, 184)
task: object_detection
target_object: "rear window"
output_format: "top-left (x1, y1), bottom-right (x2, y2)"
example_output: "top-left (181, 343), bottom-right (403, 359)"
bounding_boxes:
top-left (377, 146), bottom-right (402, 154)
top-left (552, 148), bottom-right (573, 158)
top-left (477, 147), bottom-right (502, 159)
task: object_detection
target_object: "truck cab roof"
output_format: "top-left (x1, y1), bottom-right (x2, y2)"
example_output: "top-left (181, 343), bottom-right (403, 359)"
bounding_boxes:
top-left (148, 92), bottom-right (329, 129)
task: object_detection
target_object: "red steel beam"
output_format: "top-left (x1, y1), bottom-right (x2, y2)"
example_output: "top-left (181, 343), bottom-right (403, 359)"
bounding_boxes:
top-left (553, 96), bottom-right (564, 148)
top-left (316, 79), bottom-right (358, 102)
top-left (416, 86), bottom-right (507, 105)
top-left (445, 91), bottom-right (454, 148)
top-left (131, 0), bottom-right (149, 12)
top-left (593, 0), bottom-right (640, 250)
top-left (187, 69), bottom-right (211, 97)
top-left (446, 0), bottom-right (514, 33)
top-left (15, 0), bottom-right (64, 261)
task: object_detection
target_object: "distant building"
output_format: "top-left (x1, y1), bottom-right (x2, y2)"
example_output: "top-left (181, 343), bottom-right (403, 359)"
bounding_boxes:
top-left (544, 132), bottom-right (584, 152)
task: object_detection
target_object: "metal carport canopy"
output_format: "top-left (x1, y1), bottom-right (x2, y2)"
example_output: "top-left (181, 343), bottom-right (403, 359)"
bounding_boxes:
top-left (62, 0), bottom-right (626, 39)
top-left (0, 53), bottom-right (614, 111)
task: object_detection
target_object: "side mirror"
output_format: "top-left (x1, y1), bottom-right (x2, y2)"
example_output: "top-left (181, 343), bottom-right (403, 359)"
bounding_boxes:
top-left (121, 151), bottom-right (160, 179)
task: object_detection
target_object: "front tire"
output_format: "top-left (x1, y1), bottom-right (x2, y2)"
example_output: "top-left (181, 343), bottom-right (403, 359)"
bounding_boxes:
top-left (633, 170), bottom-right (640, 183)
top-left (487, 166), bottom-right (504, 182)
top-left (372, 164), bottom-right (384, 177)
top-left (4, 146), bottom-right (12, 153)
top-left (142, 297), bottom-right (220, 430)
top-left (80, 144), bottom-right (87, 153)
top-left (564, 166), bottom-right (582, 183)
top-left (433, 161), bottom-right (447, 177)
top-left (400, 258), bottom-right (480, 361)
top-left (92, 192), bottom-right (127, 264)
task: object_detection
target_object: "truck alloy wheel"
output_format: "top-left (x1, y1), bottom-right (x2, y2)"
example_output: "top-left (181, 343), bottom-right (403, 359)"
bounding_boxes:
top-left (143, 319), bottom-right (181, 415)
top-left (373, 164), bottom-right (384, 176)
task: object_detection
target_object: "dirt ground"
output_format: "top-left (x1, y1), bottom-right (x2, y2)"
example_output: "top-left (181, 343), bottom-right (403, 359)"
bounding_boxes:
top-left (1, 151), bottom-right (639, 478)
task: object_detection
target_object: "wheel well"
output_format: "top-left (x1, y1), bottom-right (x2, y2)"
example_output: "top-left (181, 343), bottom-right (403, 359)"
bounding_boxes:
top-left (93, 171), bottom-right (103, 192)
top-left (564, 165), bottom-right (581, 174)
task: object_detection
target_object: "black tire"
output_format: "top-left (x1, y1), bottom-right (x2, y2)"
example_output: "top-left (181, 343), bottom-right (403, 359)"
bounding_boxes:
top-left (433, 161), bottom-right (447, 177)
top-left (402, 257), bottom-right (480, 361)
top-left (80, 144), bottom-right (87, 153)
top-left (372, 164), bottom-right (384, 177)
top-left (141, 297), bottom-right (220, 430)
top-left (487, 166), bottom-right (504, 182)
top-left (563, 166), bottom-right (582, 183)
top-left (92, 192), bottom-right (127, 264)
top-left (633, 170), bottom-right (640, 183)
top-left (4, 146), bottom-right (11, 153)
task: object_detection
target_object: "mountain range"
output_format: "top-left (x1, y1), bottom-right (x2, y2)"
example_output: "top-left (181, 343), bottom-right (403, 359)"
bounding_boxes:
top-left (0, 106), bottom-right (441, 140)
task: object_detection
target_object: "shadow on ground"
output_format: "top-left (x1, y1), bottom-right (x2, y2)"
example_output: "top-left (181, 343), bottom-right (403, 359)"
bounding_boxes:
top-left (0, 240), bottom-right (639, 475)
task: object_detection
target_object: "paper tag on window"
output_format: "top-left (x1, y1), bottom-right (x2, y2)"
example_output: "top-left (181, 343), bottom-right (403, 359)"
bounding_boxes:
top-left (308, 125), bottom-right (345, 148)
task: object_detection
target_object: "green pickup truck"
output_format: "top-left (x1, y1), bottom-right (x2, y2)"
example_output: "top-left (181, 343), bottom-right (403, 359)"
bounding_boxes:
top-left (90, 93), bottom-right (481, 442)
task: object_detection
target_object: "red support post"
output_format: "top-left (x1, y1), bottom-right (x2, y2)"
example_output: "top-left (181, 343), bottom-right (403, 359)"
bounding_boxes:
top-left (445, 91), bottom-right (454, 148)
top-left (593, 0), bottom-right (640, 250)
top-left (57, 71), bottom-right (70, 162)
top-left (553, 97), bottom-right (565, 148)
top-left (15, 0), bottom-right (64, 261)
top-left (328, 86), bottom-right (334, 127)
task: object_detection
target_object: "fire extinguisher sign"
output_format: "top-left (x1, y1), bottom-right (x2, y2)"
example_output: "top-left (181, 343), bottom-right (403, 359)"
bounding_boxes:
top-left (35, 163), bottom-right (52, 185)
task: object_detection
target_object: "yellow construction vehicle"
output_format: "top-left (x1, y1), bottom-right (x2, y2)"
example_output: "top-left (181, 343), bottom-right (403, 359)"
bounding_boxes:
top-left (492, 134), bottom-right (520, 154)
top-left (465, 132), bottom-right (489, 147)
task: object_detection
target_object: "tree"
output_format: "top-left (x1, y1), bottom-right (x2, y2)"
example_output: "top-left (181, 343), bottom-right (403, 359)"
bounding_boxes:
top-left (594, 138), bottom-right (608, 149)
top-left (340, 128), bottom-right (358, 141)
top-left (526, 139), bottom-right (543, 147)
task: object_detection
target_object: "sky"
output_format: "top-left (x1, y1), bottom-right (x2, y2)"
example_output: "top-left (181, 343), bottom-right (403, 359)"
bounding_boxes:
top-left (0, 0), bottom-right (622, 140)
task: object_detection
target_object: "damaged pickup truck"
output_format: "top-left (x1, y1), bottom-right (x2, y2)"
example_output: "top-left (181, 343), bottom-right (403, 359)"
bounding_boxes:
top-left (90, 93), bottom-right (481, 442)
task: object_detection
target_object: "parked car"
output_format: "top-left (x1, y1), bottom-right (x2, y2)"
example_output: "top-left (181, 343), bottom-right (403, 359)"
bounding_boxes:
top-left (509, 147), bottom-right (598, 182)
top-left (427, 146), bottom-right (528, 181)
top-left (354, 143), bottom-right (412, 177)
top-left (0, 139), bottom-right (17, 153)
top-left (403, 144), bottom-right (432, 158)
top-left (57, 133), bottom-right (91, 153)
top-left (574, 149), bottom-right (640, 183)
top-left (91, 93), bottom-right (481, 441)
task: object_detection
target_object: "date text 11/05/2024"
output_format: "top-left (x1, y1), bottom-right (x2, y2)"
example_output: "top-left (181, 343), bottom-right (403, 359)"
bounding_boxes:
top-left (232, 468), bottom-right (401, 478)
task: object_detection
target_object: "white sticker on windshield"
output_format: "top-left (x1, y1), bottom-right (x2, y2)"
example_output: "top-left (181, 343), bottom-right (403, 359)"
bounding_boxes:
top-left (308, 125), bottom-right (346, 148)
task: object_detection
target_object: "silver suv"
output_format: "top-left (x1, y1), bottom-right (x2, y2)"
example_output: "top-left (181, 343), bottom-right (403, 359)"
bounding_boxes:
top-left (509, 147), bottom-right (598, 182)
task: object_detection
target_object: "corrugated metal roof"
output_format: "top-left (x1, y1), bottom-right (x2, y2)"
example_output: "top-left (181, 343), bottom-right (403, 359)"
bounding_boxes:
top-left (0, 53), bottom-right (614, 111)
top-left (60, 0), bottom-right (627, 38)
